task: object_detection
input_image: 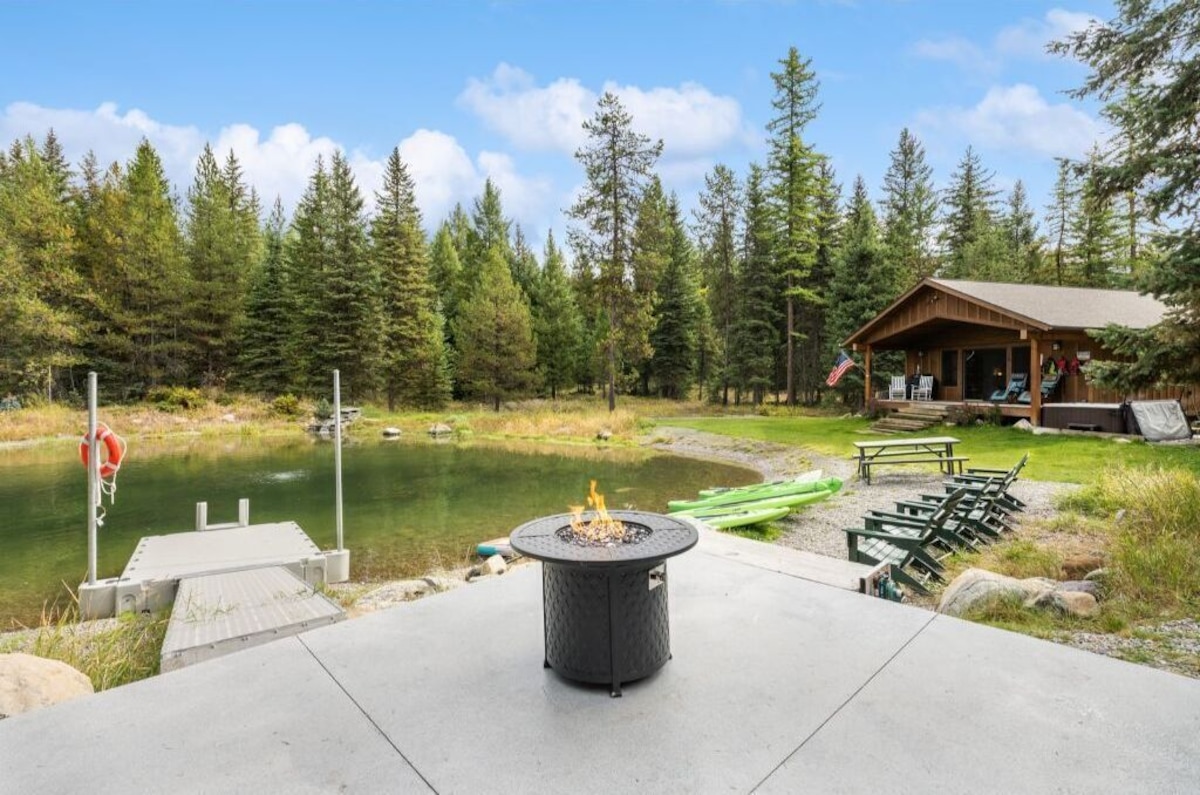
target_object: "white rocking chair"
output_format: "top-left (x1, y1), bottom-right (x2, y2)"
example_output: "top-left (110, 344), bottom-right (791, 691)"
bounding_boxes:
top-left (911, 375), bottom-right (933, 401)
top-left (888, 376), bottom-right (907, 400)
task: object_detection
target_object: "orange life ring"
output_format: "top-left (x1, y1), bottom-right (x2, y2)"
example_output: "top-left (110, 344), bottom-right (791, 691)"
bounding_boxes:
top-left (80, 423), bottom-right (123, 478)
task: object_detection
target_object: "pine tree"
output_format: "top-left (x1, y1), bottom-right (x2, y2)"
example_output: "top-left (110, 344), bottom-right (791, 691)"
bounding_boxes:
top-left (649, 195), bottom-right (702, 399)
top-left (629, 176), bottom-right (670, 394)
top-left (239, 198), bottom-right (294, 394)
top-left (799, 160), bottom-right (841, 403)
top-left (286, 156), bottom-right (331, 392)
top-left (509, 225), bottom-right (540, 302)
top-left (880, 128), bottom-right (938, 285)
top-left (289, 154), bottom-right (384, 399)
top-left (826, 176), bottom-right (896, 405)
top-left (1044, 159), bottom-right (1077, 286)
top-left (454, 245), bottom-right (538, 410)
top-left (1070, 148), bottom-right (1122, 288)
top-left (1053, 0), bottom-right (1200, 390)
top-left (693, 163), bottom-right (742, 404)
top-left (532, 230), bottom-right (583, 399)
top-left (371, 147), bottom-right (450, 409)
top-left (73, 155), bottom-right (133, 389)
top-left (1002, 180), bottom-right (1042, 282)
top-left (729, 164), bottom-right (781, 405)
top-left (0, 137), bottom-right (81, 394)
top-left (568, 91), bottom-right (663, 411)
top-left (183, 145), bottom-right (262, 384)
top-left (122, 139), bottom-right (189, 387)
top-left (939, 146), bottom-right (1000, 279)
top-left (766, 46), bottom-right (823, 405)
top-left (322, 152), bottom-right (384, 399)
top-left (429, 221), bottom-right (465, 347)
top-left (40, 129), bottom-right (71, 204)
top-left (470, 178), bottom-right (512, 267)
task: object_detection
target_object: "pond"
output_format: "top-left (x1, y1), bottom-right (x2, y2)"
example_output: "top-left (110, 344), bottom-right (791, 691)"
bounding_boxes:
top-left (0, 434), bottom-right (757, 628)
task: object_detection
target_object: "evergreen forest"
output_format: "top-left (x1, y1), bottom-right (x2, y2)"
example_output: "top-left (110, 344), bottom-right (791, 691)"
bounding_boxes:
top-left (0, 39), bottom-right (1182, 410)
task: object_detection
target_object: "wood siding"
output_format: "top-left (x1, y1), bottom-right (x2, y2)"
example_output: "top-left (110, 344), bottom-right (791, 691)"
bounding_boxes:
top-left (861, 285), bottom-right (1028, 347)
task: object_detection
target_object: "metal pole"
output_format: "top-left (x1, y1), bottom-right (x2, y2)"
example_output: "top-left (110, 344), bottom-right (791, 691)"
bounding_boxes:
top-left (86, 371), bottom-right (98, 585)
top-left (333, 369), bottom-right (344, 551)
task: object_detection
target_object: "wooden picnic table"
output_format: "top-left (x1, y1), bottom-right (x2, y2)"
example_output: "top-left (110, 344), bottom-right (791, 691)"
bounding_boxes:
top-left (852, 436), bottom-right (966, 484)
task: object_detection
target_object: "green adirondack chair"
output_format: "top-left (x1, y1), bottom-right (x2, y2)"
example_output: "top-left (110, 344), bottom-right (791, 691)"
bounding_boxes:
top-left (843, 489), bottom-right (969, 595)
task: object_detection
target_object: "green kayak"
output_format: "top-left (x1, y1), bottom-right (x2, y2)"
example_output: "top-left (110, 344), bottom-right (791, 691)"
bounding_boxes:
top-left (697, 470), bottom-right (823, 498)
top-left (692, 505), bottom-right (792, 529)
top-left (673, 488), bottom-right (834, 518)
top-left (668, 476), bottom-right (842, 512)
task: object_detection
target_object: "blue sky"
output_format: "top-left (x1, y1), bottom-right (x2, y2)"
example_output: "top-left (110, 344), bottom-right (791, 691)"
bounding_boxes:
top-left (0, 1), bottom-right (1114, 247)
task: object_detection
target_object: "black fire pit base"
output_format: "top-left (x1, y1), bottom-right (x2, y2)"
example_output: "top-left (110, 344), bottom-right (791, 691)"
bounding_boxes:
top-left (542, 561), bottom-right (671, 697)
top-left (510, 510), bottom-right (697, 698)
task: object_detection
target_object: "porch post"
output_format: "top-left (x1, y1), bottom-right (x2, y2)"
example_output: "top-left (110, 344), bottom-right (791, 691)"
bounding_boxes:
top-left (1029, 335), bottom-right (1042, 427)
top-left (863, 345), bottom-right (873, 407)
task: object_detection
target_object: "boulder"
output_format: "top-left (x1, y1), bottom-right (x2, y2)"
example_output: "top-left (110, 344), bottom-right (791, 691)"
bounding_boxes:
top-left (1061, 553), bottom-right (1105, 580)
top-left (428, 423), bottom-right (452, 437)
top-left (481, 554), bottom-right (507, 577)
top-left (221, 413), bottom-right (237, 423)
top-left (382, 427), bottom-right (402, 438)
top-left (1029, 589), bottom-right (1100, 618)
top-left (938, 569), bottom-right (1052, 617)
top-left (0, 653), bottom-right (94, 719)
top-left (596, 429), bottom-right (613, 441)
top-left (1013, 419), bottom-right (1034, 432)
top-left (1056, 580), bottom-right (1102, 599)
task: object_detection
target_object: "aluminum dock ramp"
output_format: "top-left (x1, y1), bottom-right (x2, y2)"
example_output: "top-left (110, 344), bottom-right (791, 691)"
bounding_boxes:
top-left (160, 566), bottom-right (345, 672)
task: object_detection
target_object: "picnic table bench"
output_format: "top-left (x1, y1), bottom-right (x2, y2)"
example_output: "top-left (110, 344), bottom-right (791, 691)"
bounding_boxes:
top-left (852, 436), bottom-right (966, 484)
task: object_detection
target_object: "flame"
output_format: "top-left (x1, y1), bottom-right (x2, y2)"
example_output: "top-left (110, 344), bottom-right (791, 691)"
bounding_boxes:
top-left (568, 480), bottom-right (627, 543)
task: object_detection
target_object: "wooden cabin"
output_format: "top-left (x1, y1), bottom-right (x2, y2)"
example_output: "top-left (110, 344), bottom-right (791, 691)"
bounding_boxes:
top-left (844, 278), bottom-right (1194, 427)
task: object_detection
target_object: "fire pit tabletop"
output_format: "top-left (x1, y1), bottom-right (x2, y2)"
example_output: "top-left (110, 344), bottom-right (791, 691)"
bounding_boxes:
top-left (509, 510), bottom-right (697, 567)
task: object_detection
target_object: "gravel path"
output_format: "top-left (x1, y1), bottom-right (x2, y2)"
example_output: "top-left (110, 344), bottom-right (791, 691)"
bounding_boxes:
top-left (647, 425), bottom-right (1072, 559)
top-left (647, 426), bottom-right (1200, 679)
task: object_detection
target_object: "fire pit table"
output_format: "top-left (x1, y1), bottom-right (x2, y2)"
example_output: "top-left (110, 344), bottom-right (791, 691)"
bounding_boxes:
top-left (510, 510), bottom-right (698, 697)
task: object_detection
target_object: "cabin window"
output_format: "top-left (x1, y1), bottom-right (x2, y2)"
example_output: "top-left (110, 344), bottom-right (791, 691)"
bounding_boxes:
top-left (941, 351), bottom-right (958, 387)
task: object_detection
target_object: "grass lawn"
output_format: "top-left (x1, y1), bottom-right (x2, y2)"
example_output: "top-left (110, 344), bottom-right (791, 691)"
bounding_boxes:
top-left (655, 414), bottom-right (1200, 483)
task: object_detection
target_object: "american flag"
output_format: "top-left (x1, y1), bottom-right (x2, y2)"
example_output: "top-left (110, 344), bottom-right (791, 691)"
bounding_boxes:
top-left (825, 350), bottom-right (855, 387)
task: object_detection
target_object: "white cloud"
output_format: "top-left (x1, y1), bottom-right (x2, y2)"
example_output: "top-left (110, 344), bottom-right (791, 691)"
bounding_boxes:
top-left (0, 101), bottom-right (556, 233)
top-left (476, 151), bottom-right (556, 231)
top-left (910, 37), bottom-right (998, 74)
top-left (915, 84), bottom-right (1104, 159)
top-left (458, 63), bottom-right (753, 158)
top-left (213, 122), bottom-right (344, 208)
top-left (995, 9), bottom-right (1098, 58)
top-left (912, 9), bottom-right (1100, 71)
top-left (396, 128), bottom-right (480, 223)
top-left (458, 64), bottom-right (592, 153)
top-left (605, 80), bottom-right (750, 157)
top-left (1, 100), bottom-right (204, 183)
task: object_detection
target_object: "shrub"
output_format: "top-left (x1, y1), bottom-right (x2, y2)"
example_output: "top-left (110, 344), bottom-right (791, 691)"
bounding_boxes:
top-left (271, 394), bottom-right (302, 418)
top-left (1063, 466), bottom-right (1200, 616)
top-left (146, 385), bottom-right (206, 412)
top-left (313, 397), bottom-right (334, 420)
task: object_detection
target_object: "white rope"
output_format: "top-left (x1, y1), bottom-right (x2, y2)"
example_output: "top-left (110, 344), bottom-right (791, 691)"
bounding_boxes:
top-left (93, 430), bottom-right (127, 523)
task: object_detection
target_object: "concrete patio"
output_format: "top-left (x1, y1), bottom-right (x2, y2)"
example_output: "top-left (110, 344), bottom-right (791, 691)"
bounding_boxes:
top-left (2, 529), bottom-right (1198, 794)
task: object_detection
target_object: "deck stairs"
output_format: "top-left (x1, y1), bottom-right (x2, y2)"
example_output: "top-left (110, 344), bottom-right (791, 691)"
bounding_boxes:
top-left (870, 403), bottom-right (952, 434)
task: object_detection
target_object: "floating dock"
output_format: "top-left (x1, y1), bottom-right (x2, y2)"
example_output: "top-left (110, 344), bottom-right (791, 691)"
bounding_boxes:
top-left (113, 520), bottom-right (341, 614)
top-left (160, 566), bottom-right (345, 672)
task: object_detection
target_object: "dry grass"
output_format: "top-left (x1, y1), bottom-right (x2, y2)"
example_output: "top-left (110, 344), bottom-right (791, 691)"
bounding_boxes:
top-left (0, 394), bottom-right (300, 446)
top-left (0, 601), bottom-right (168, 691)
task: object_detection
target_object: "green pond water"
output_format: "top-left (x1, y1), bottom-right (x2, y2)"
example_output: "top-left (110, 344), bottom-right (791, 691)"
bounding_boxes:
top-left (0, 434), bottom-right (756, 627)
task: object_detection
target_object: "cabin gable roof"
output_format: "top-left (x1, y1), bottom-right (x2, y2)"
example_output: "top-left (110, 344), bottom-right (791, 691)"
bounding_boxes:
top-left (844, 278), bottom-right (1168, 347)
